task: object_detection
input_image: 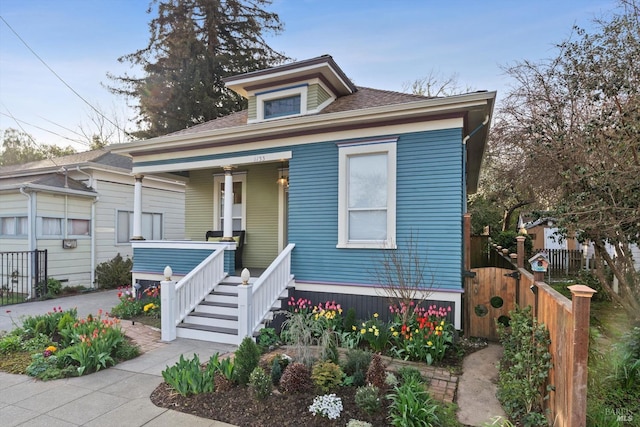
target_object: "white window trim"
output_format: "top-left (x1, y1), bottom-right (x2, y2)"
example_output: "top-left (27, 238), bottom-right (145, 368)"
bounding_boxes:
top-left (115, 210), bottom-right (163, 244)
top-left (66, 218), bottom-right (92, 238)
top-left (0, 216), bottom-right (28, 237)
top-left (213, 172), bottom-right (247, 232)
top-left (337, 140), bottom-right (397, 249)
top-left (36, 216), bottom-right (63, 239)
top-left (255, 86), bottom-right (308, 122)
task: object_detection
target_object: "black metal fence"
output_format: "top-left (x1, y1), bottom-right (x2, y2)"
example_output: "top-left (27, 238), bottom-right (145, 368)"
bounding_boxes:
top-left (0, 250), bottom-right (48, 306)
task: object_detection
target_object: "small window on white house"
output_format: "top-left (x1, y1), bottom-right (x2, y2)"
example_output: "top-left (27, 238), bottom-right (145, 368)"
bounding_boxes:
top-left (38, 217), bottom-right (63, 237)
top-left (68, 219), bottom-right (90, 236)
top-left (337, 139), bottom-right (397, 249)
top-left (0, 216), bottom-right (27, 236)
top-left (256, 85), bottom-right (307, 121)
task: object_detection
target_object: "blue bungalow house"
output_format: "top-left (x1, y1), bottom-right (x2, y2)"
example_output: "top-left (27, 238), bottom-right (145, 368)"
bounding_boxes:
top-left (112, 55), bottom-right (495, 344)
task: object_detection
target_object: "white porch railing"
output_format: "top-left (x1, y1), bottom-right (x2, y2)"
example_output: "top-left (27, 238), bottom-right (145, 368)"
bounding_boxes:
top-left (160, 247), bottom-right (226, 341)
top-left (237, 243), bottom-right (295, 340)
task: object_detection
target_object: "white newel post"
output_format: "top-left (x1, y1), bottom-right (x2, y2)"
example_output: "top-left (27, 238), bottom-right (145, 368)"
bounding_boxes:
top-left (161, 266), bottom-right (177, 342)
top-left (237, 268), bottom-right (252, 342)
top-left (223, 167), bottom-right (234, 240)
top-left (132, 174), bottom-right (144, 240)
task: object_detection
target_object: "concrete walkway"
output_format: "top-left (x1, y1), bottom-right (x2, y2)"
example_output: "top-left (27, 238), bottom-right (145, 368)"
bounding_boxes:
top-left (456, 343), bottom-right (507, 426)
top-left (0, 291), bottom-right (238, 426)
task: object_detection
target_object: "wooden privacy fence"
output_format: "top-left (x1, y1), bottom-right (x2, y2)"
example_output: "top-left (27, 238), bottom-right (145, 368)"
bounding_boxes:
top-left (515, 237), bottom-right (595, 427)
top-left (536, 248), bottom-right (594, 276)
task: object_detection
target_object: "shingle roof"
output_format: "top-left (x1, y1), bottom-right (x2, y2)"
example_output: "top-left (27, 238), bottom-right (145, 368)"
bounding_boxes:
top-left (164, 87), bottom-right (434, 138)
top-left (0, 149), bottom-right (132, 175)
top-left (0, 172), bottom-right (96, 193)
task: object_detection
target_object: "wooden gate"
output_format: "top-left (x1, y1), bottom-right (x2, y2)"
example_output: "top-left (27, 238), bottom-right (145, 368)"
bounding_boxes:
top-left (465, 267), bottom-right (517, 341)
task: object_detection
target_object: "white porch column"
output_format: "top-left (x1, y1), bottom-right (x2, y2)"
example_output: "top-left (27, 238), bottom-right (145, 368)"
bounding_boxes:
top-left (223, 167), bottom-right (234, 241)
top-left (132, 174), bottom-right (144, 240)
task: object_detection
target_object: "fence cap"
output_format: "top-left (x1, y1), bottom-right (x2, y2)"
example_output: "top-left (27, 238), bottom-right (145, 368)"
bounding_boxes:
top-left (568, 284), bottom-right (597, 298)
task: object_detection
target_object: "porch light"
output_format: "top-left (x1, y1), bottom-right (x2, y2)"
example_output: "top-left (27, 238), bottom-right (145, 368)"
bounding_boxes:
top-left (241, 268), bottom-right (251, 285)
top-left (277, 174), bottom-right (289, 187)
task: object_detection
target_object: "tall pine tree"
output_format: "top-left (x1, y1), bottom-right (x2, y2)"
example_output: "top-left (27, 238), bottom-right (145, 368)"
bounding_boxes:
top-left (108, 0), bottom-right (287, 139)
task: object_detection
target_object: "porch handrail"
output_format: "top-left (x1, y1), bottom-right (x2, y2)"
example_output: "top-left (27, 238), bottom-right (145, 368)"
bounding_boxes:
top-left (238, 243), bottom-right (295, 340)
top-left (161, 247), bottom-right (226, 341)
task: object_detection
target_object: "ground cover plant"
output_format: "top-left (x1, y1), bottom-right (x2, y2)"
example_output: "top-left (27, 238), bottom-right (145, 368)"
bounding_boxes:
top-left (0, 306), bottom-right (139, 379)
top-left (150, 297), bottom-right (467, 426)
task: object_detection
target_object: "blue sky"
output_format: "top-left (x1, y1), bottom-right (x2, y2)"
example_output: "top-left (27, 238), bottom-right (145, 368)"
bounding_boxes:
top-left (0, 0), bottom-right (616, 150)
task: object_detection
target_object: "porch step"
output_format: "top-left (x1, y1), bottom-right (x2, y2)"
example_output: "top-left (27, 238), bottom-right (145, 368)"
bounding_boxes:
top-left (175, 273), bottom-right (293, 345)
top-left (184, 312), bottom-right (238, 329)
top-left (176, 323), bottom-right (239, 345)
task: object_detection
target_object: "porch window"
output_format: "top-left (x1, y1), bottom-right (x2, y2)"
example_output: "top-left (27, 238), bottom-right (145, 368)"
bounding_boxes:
top-left (337, 139), bottom-right (397, 249)
top-left (0, 216), bottom-right (27, 236)
top-left (116, 211), bottom-right (163, 243)
top-left (213, 172), bottom-right (246, 231)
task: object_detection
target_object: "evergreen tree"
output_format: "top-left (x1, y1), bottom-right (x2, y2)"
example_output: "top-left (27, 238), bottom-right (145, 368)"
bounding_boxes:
top-left (108, 0), bottom-right (287, 139)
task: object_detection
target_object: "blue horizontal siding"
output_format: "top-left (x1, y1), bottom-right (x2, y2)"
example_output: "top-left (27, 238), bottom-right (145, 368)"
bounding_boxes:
top-left (288, 128), bottom-right (464, 291)
top-left (133, 247), bottom-right (221, 276)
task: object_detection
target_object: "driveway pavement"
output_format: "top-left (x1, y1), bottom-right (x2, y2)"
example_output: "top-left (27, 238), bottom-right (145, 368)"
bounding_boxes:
top-left (0, 290), bottom-right (238, 426)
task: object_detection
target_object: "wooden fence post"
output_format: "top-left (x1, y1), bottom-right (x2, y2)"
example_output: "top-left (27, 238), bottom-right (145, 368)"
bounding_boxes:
top-left (567, 284), bottom-right (596, 427)
top-left (516, 236), bottom-right (526, 269)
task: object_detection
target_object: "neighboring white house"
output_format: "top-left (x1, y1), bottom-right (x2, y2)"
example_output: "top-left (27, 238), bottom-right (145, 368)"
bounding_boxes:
top-left (0, 149), bottom-right (186, 289)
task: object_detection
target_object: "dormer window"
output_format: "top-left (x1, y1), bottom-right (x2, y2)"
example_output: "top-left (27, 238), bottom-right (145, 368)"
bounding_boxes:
top-left (256, 85), bottom-right (307, 121)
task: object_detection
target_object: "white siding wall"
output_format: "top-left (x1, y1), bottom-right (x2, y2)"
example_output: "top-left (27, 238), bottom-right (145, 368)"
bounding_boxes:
top-left (93, 177), bottom-right (185, 265)
top-left (36, 193), bottom-right (93, 286)
top-left (0, 192), bottom-right (29, 252)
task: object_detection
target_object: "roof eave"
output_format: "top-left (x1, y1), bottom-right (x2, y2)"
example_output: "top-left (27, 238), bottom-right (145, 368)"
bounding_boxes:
top-left (112, 91), bottom-right (497, 157)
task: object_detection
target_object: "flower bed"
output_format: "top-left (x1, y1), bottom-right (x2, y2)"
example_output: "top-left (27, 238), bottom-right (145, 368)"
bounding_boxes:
top-left (0, 306), bottom-right (140, 379)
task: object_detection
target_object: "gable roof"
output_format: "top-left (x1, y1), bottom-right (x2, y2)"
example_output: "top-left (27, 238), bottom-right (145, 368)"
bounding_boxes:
top-left (0, 172), bottom-right (97, 196)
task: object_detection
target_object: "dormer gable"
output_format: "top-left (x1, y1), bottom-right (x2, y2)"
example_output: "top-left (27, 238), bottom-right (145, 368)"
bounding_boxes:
top-left (223, 55), bottom-right (356, 123)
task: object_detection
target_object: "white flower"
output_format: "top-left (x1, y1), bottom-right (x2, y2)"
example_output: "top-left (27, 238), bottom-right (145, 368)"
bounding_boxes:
top-left (308, 393), bottom-right (343, 420)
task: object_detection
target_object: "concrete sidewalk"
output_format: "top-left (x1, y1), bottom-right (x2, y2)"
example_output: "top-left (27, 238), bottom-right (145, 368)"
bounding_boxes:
top-left (0, 291), bottom-right (238, 426)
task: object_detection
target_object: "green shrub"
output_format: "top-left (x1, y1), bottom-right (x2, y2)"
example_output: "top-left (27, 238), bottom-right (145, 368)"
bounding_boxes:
top-left (494, 231), bottom-right (532, 256)
top-left (342, 349), bottom-right (371, 387)
top-left (234, 336), bottom-right (261, 386)
top-left (0, 334), bottom-right (22, 354)
top-left (311, 360), bottom-right (344, 393)
top-left (249, 367), bottom-right (272, 400)
top-left (161, 354), bottom-right (213, 396)
top-left (497, 306), bottom-right (551, 424)
top-left (256, 327), bottom-right (279, 351)
top-left (355, 385), bottom-right (381, 414)
top-left (279, 362), bottom-right (312, 393)
top-left (387, 377), bottom-right (439, 427)
top-left (270, 355), bottom-right (286, 385)
top-left (57, 313), bottom-right (75, 333)
top-left (95, 253), bottom-right (132, 289)
top-left (21, 333), bottom-right (52, 352)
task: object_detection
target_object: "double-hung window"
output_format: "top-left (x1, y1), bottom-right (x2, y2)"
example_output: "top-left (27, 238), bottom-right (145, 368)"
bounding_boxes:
top-left (116, 211), bottom-right (163, 243)
top-left (38, 217), bottom-right (63, 238)
top-left (337, 139), bottom-right (397, 248)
